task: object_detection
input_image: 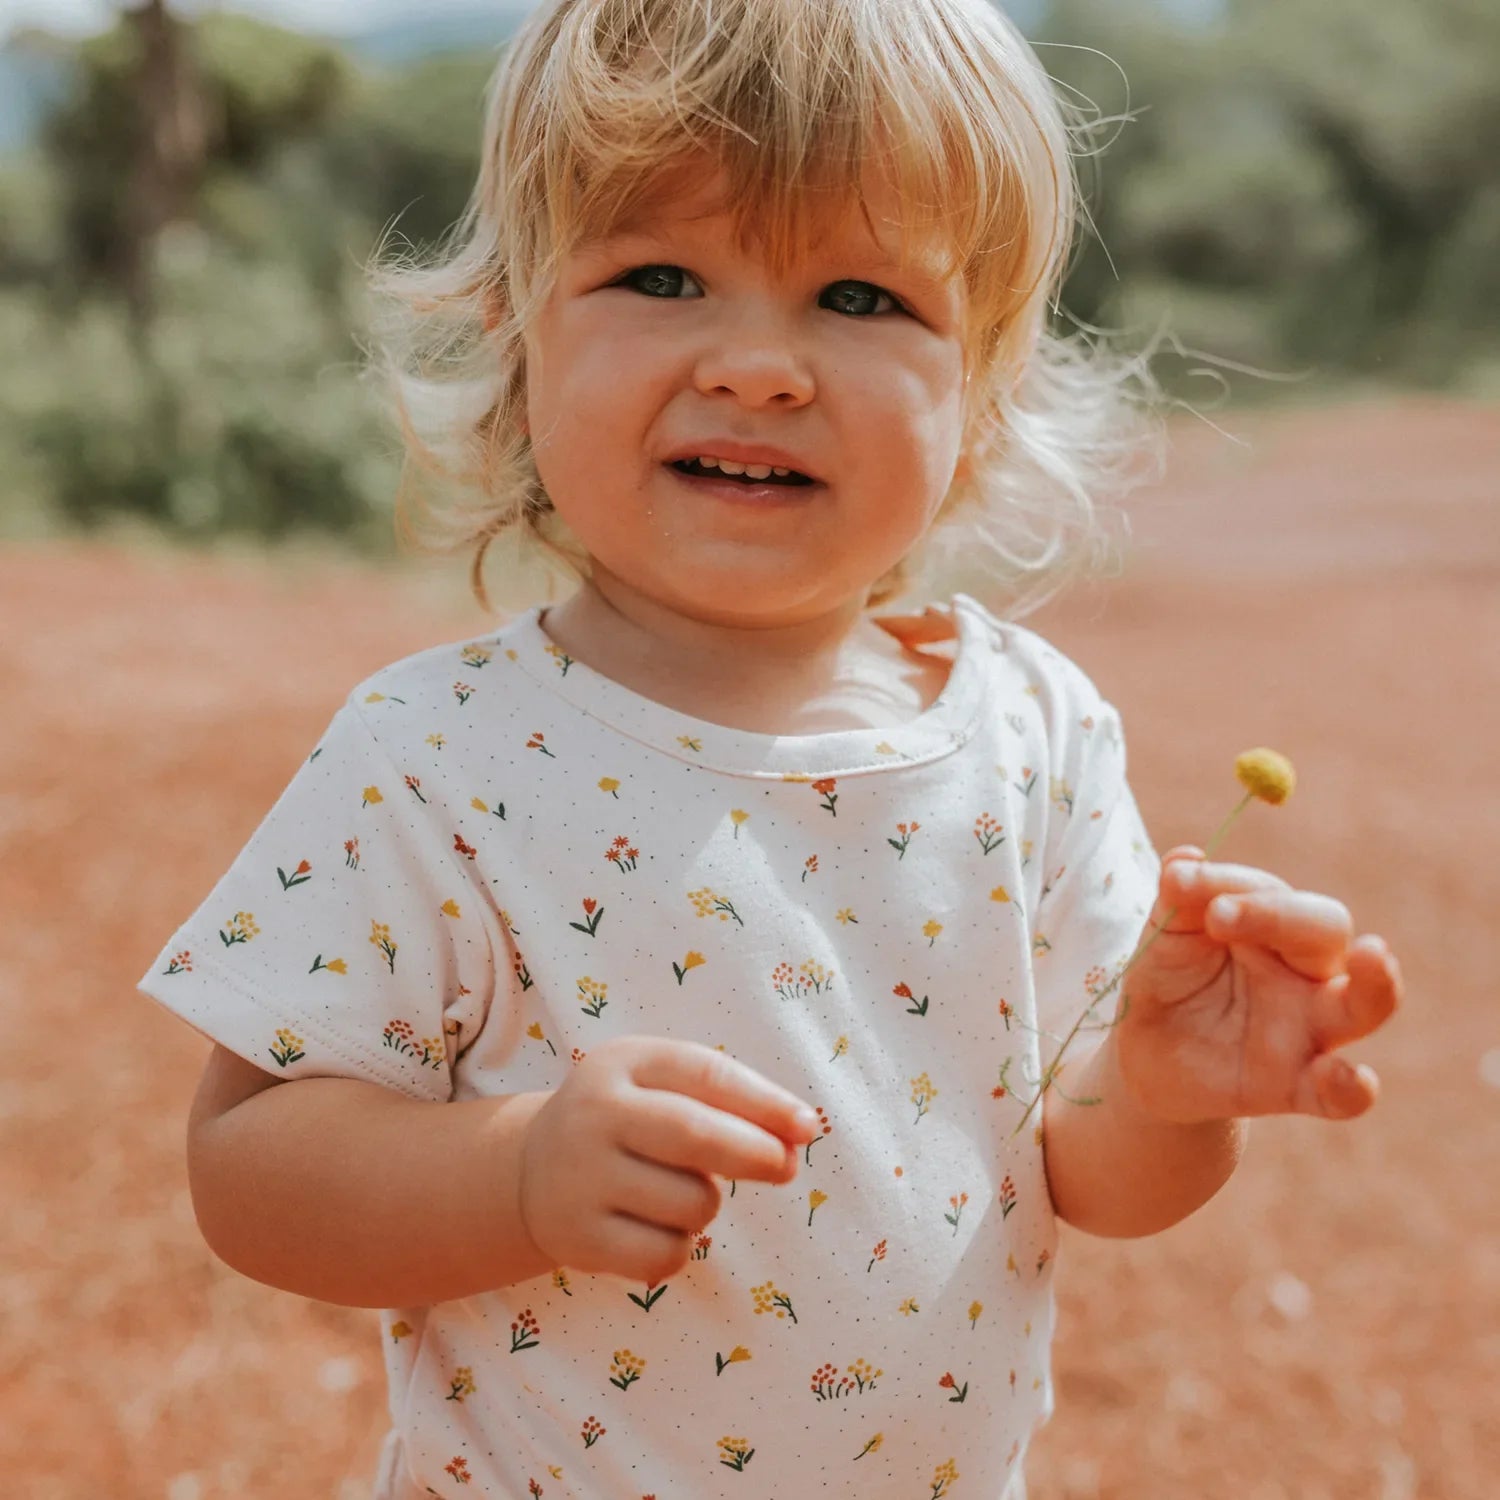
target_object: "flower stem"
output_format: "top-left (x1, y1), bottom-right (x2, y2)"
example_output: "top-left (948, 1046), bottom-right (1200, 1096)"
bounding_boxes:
top-left (1009, 792), bottom-right (1256, 1139)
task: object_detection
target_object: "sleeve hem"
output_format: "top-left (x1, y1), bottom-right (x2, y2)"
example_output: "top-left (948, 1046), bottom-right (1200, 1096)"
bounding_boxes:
top-left (137, 946), bottom-right (450, 1104)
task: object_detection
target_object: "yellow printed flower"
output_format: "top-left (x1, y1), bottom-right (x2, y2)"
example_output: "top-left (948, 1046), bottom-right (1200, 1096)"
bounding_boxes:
top-left (931, 1458), bottom-right (959, 1496)
top-left (389, 1320), bottom-right (412, 1340)
top-left (598, 777), bottom-right (621, 796)
top-left (688, 887), bottom-right (743, 926)
top-left (829, 1035), bottom-right (848, 1061)
top-left (835, 907), bottom-right (857, 925)
top-left (471, 797), bottom-right (491, 813)
top-left (220, 911), bottom-right (259, 946)
top-left (751, 1280), bottom-right (797, 1322)
top-left (527, 1022), bottom-right (545, 1041)
top-left (577, 976), bottom-right (608, 1018)
top-left (440, 899), bottom-right (461, 919)
top-left (968, 1300), bottom-right (983, 1327)
top-left (910, 1072), bottom-right (937, 1121)
top-left (807, 1188), bottom-right (827, 1226)
top-left (717, 1436), bottom-right (754, 1471)
top-left (923, 919), bottom-right (943, 945)
top-left (426, 733), bottom-right (445, 750)
top-left (362, 785), bottom-right (383, 806)
top-left (724, 1346), bottom-right (751, 1365)
top-left (673, 950), bottom-right (707, 985)
top-left (677, 735), bottom-right (703, 752)
top-left (447, 1366), bottom-right (476, 1402)
top-left (990, 885), bottom-right (1011, 903)
top-left (608, 1349), bottom-right (646, 1390)
top-left (857, 1433), bottom-right (885, 1458)
top-left (898, 1297), bottom-right (920, 1316)
top-left (364, 691), bottom-right (385, 703)
top-left (730, 808), bottom-right (750, 836)
top-left (325, 958), bottom-right (347, 974)
top-left (269, 1027), bottom-right (305, 1067)
top-left (369, 921), bottom-right (398, 972)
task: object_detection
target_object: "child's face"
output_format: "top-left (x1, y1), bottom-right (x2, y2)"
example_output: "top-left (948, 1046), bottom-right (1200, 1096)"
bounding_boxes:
top-left (523, 168), bottom-right (969, 628)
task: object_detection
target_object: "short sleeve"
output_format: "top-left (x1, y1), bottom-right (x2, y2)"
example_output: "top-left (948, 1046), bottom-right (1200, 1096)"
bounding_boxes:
top-left (136, 698), bottom-right (499, 1102)
top-left (1028, 683), bottom-right (1161, 1049)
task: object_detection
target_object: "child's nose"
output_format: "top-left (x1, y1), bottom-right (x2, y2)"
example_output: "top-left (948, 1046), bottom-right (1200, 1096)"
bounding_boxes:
top-left (692, 329), bottom-right (815, 408)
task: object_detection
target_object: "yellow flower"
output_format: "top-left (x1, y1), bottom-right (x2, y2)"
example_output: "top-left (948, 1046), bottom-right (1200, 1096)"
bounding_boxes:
top-left (923, 919), bottom-right (943, 942)
top-left (471, 797), bottom-right (490, 813)
top-left (527, 1022), bottom-right (544, 1041)
top-left (362, 785), bottom-right (383, 805)
top-left (835, 907), bottom-right (856, 925)
top-left (440, 899), bottom-right (461, 918)
top-left (990, 886), bottom-right (1011, 903)
top-left (968, 1300), bottom-right (983, 1323)
top-left (598, 777), bottom-right (620, 795)
top-left (682, 951), bottom-right (706, 971)
top-left (725, 1345), bottom-right (751, 1364)
top-left (364, 692), bottom-right (385, 703)
top-left (1235, 747), bottom-right (1296, 804)
top-left (730, 808), bottom-right (749, 825)
top-left (325, 958), bottom-right (347, 974)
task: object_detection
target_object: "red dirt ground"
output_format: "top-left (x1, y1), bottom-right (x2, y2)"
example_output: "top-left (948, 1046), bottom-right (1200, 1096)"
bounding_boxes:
top-left (2, 397), bottom-right (1496, 1499)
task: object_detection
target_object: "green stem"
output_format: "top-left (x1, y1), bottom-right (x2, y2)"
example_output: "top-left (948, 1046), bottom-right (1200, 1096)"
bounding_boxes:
top-left (1009, 793), bottom-right (1256, 1140)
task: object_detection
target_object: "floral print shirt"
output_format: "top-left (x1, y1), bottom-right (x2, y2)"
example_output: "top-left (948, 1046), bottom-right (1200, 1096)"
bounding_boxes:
top-left (139, 592), bottom-right (1160, 1500)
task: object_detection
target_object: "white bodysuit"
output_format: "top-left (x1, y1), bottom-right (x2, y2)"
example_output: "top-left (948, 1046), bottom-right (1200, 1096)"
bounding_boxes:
top-left (139, 592), bottom-right (1160, 1500)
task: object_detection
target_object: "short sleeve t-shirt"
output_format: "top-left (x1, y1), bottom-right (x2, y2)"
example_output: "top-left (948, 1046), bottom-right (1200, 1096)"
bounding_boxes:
top-left (138, 592), bottom-right (1160, 1500)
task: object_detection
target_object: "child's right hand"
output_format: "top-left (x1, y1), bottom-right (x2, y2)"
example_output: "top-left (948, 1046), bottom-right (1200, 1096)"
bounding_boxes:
top-left (517, 1036), bottom-right (820, 1284)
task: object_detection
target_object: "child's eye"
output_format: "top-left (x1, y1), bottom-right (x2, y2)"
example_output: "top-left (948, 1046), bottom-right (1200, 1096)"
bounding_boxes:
top-left (617, 264), bottom-right (703, 299)
top-left (821, 281), bottom-right (900, 317)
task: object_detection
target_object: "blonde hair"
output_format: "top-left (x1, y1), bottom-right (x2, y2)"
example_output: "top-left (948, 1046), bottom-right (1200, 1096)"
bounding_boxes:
top-left (367, 0), bottom-right (1167, 617)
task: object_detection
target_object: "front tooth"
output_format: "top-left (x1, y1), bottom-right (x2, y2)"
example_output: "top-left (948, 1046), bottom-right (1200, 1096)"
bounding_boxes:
top-left (714, 459), bottom-right (747, 475)
top-left (743, 464), bottom-right (773, 480)
top-left (772, 467), bottom-right (790, 477)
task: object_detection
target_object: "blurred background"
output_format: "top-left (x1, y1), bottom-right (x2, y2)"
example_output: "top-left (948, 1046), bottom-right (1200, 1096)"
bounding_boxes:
top-left (1, 2), bottom-right (1496, 1498)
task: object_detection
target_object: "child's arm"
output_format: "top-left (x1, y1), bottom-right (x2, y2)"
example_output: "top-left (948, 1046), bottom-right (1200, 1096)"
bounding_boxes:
top-left (187, 1036), bottom-right (819, 1308)
top-left (1043, 846), bottom-right (1401, 1239)
top-left (188, 1045), bottom-right (555, 1307)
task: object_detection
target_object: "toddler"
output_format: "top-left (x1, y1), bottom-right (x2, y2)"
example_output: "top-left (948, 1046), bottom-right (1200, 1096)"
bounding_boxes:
top-left (139, 1), bottom-right (1403, 1496)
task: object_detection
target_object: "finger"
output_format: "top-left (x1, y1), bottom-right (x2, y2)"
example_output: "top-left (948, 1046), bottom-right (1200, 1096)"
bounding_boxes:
top-left (595, 1212), bottom-right (694, 1285)
top-left (621, 1087), bottom-right (801, 1184)
top-left (1203, 887), bottom-right (1354, 981)
top-left (603, 1151), bottom-right (724, 1234)
top-left (629, 1038), bottom-right (820, 1143)
top-left (1293, 1049), bottom-right (1380, 1121)
top-left (1153, 856), bottom-right (1291, 933)
top-left (1306, 935), bottom-right (1402, 1050)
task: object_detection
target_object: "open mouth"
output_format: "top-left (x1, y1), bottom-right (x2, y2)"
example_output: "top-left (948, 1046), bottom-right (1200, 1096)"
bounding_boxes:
top-left (669, 459), bottom-right (817, 488)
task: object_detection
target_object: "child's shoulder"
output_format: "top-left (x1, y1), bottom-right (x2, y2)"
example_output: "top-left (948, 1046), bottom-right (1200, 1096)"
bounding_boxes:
top-left (950, 593), bottom-right (1116, 720)
top-left (333, 621), bottom-right (523, 743)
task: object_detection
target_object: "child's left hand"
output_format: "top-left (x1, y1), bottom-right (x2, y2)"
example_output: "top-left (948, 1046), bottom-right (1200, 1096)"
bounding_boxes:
top-left (1113, 846), bottom-right (1403, 1125)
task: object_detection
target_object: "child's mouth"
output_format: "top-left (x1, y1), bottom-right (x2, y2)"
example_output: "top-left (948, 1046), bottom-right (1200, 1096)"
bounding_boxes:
top-left (669, 459), bottom-right (816, 489)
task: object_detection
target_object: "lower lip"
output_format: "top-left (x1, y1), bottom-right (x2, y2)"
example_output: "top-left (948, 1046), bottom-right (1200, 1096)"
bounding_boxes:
top-left (664, 465), bottom-right (819, 506)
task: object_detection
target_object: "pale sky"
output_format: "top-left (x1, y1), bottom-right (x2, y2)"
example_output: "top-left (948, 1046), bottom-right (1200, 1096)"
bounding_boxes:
top-left (0, 0), bottom-right (518, 40)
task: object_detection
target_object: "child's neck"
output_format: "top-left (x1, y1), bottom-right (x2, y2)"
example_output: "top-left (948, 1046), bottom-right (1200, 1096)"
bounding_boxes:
top-left (539, 579), bottom-right (952, 736)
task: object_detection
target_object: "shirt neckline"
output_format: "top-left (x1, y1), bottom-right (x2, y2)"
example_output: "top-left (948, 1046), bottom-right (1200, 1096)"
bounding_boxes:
top-left (497, 593), bottom-right (988, 779)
